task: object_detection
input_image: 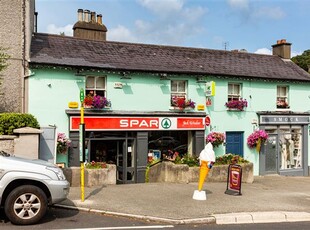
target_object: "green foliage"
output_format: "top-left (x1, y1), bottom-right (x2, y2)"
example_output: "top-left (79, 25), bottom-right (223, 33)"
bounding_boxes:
top-left (0, 47), bottom-right (10, 73)
top-left (214, 153), bottom-right (249, 165)
top-left (291, 49), bottom-right (310, 72)
top-left (0, 113), bottom-right (40, 135)
top-left (175, 153), bottom-right (249, 167)
top-left (85, 161), bottom-right (107, 169)
top-left (174, 154), bottom-right (199, 167)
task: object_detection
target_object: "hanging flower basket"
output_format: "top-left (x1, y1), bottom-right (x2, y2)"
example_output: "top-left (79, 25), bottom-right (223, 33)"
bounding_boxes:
top-left (225, 99), bottom-right (247, 111)
top-left (57, 133), bottom-right (71, 154)
top-left (247, 130), bottom-right (268, 153)
top-left (206, 132), bottom-right (225, 148)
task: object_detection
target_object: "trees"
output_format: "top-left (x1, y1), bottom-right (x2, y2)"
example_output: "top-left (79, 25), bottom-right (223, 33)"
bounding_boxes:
top-left (291, 50), bottom-right (310, 72)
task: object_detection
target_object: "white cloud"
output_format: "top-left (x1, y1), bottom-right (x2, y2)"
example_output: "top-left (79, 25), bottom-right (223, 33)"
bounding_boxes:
top-left (138, 0), bottom-right (184, 15)
top-left (107, 25), bottom-right (138, 43)
top-left (132, 0), bottom-right (208, 46)
top-left (254, 48), bottom-right (272, 55)
top-left (254, 48), bottom-right (302, 58)
top-left (227, 0), bottom-right (249, 10)
top-left (46, 24), bottom-right (73, 36)
top-left (291, 51), bottom-right (302, 57)
top-left (227, 0), bottom-right (285, 22)
top-left (253, 7), bottom-right (285, 20)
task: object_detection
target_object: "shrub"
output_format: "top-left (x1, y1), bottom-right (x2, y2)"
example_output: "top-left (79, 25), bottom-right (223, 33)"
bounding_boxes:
top-left (85, 161), bottom-right (107, 169)
top-left (214, 153), bottom-right (249, 165)
top-left (0, 113), bottom-right (40, 135)
top-left (175, 154), bottom-right (199, 167)
top-left (175, 153), bottom-right (249, 167)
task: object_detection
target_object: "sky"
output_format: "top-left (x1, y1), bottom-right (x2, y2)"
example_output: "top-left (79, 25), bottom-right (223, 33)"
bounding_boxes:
top-left (36, 0), bottom-right (310, 57)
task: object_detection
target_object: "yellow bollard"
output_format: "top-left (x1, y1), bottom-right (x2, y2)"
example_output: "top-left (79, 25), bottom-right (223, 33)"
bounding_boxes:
top-left (80, 162), bottom-right (85, 202)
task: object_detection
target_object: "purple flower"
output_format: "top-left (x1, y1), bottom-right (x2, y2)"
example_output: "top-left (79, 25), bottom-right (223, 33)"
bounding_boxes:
top-left (247, 130), bottom-right (268, 148)
top-left (225, 99), bottom-right (248, 111)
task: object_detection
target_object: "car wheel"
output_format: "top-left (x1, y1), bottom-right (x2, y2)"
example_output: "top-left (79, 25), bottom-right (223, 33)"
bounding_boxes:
top-left (4, 185), bottom-right (47, 225)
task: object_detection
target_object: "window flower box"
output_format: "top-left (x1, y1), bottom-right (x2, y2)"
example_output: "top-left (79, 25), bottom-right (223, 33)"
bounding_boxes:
top-left (225, 99), bottom-right (247, 111)
top-left (171, 96), bottom-right (196, 111)
top-left (277, 100), bottom-right (289, 109)
top-left (83, 94), bottom-right (111, 109)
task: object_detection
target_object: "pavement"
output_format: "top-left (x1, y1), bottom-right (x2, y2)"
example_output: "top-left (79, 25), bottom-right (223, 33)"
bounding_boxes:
top-left (56, 175), bottom-right (310, 225)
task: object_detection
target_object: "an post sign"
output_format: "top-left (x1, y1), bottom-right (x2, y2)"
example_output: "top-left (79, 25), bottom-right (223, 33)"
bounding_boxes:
top-left (225, 164), bottom-right (242, 196)
top-left (205, 81), bottom-right (215, 96)
top-left (79, 88), bottom-right (84, 103)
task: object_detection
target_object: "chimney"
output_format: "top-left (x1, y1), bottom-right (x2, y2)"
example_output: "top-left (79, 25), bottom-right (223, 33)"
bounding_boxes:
top-left (272, 39), bottom-right (292, 59)
top-left (73, 9), bottom-right (108, 41)
top-left (77, 9), bottom-right (83, 21)
top-left (97, 14), bottom-right (102, 25)
top-left (84, 10), bottom-right (90, 22)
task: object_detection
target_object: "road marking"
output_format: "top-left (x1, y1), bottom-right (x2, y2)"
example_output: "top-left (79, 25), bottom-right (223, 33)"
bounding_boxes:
top-left (58, 225), bottom-right (174, 230)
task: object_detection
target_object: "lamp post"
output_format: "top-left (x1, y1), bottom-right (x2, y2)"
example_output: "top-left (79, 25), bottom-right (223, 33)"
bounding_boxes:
top-left (79, 88), bottom-right (85, 202)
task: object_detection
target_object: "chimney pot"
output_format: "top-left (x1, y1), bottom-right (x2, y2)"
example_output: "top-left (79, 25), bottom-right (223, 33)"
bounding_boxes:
top-left (97, 14), bottom-right (102, 25)
top-left (77, 9), bottom-right (83, 21)
top-left (84, 9), bottom-right (90, 22)
top-left (91, 11), bottom-right (96, 23)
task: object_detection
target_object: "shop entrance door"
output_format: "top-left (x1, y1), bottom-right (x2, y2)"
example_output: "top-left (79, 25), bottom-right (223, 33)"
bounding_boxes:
top-left (116, 139), bottom-right (136, 184)
top-left (261, 133), bottom-right (278, 175)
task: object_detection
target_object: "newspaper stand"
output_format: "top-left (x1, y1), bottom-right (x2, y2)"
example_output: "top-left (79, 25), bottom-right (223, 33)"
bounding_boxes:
top-left (225, 164), bottom-right (242, 196)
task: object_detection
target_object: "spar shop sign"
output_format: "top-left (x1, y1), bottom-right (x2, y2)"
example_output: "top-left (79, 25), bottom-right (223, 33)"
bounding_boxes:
top-left (70, 116), bottom-right (205, 131)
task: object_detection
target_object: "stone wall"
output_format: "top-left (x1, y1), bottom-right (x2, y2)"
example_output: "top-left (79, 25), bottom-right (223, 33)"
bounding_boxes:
top-left (148, 161), bottom-right (254, 184)
top-left (63, 164), bottom-right (117, 187)
top-left (0, 135), bottom-right (16, 153)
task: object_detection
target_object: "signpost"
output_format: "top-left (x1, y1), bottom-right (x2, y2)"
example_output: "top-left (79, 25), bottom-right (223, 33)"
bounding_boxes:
top-left (225, 164), bottom-right (242, 196)
top-left (79, 88), bottom-right (85, 202)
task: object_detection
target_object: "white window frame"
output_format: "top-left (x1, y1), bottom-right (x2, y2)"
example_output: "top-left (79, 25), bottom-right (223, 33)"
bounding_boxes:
top-left (171, 80), bottom-right (187, 106)
top-left (277, 85), bottom-right (289, 109)
top-left (85, 76), bottom-right (107, 97)
top-left (228, 83), bottom-right (242, 101)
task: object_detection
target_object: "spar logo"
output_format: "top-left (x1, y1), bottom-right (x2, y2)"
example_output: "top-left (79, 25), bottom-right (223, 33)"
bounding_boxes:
top-left (161, 118), bottom-right (171, 129)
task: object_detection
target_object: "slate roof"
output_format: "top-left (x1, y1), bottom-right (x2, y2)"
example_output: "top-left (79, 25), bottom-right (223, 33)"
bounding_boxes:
top-left (30, 33), bottom-right (310, 82)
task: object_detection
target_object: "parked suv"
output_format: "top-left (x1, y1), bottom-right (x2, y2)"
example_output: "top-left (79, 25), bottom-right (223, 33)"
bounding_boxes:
top-left (0, 151), bottom-right (70, 225)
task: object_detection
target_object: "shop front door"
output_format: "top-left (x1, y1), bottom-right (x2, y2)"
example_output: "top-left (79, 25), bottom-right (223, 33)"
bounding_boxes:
top-left (264, 134), bottom-right (278, 174)
top-left (116, 139), bottom-right (136, 184)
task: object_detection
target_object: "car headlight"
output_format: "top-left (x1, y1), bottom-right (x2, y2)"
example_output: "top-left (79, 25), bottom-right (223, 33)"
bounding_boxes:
top-left (47, 166), bottom-right (66, 180)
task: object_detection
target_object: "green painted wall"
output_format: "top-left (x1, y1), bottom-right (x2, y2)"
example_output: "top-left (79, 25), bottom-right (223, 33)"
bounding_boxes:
top-left (29, 67), bottom-right (310, 175)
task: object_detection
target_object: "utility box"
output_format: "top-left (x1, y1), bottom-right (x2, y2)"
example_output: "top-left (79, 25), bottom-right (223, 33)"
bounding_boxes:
top-left (13, 127), bottom-right (43, 159)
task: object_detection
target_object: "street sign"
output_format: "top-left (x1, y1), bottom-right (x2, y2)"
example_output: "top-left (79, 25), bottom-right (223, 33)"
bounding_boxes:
top-left (205, 116), bottom-right (211, 126)
top-left (80, 88), bottom-right (84, 103)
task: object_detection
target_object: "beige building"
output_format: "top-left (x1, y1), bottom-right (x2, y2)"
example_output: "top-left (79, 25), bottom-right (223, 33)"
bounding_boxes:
top-left (0, 0), bottom-right (35, 112)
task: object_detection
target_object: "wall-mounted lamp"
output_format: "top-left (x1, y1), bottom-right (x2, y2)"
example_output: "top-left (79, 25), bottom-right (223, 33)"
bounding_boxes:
top-left (75, 69), bottom-right (86, 76)
top-left (160, 73), bottom-right (170, 80)
top-left (120, 71), bottom-right (131, 79)
top-left (196, 76), bottom-right (207, 83)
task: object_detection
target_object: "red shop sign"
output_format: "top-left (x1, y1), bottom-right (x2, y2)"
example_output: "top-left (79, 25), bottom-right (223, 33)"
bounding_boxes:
top-left (70, 116), bottom-right (205, 131)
